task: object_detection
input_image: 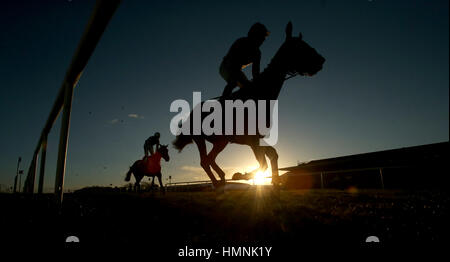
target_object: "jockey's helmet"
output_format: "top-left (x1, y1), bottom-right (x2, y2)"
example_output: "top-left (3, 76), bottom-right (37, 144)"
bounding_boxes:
top-left (248, 23), bottom-right (270, 38)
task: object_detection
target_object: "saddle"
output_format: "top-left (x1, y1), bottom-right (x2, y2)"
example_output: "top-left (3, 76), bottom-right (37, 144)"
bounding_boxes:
top-left (142, 152), bottom-right (162, 174)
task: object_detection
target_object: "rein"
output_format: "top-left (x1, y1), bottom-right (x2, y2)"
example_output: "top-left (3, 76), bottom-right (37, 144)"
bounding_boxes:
top-left (284, 71), bottom-right (299, 80)
top-left (209, 71), bottom-right (298, 101)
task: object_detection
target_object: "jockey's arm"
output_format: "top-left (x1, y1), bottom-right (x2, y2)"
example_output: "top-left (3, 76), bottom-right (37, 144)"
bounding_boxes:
top-left (252, 54), bottom-right (261, 80)
top-left (144, 141), bottom-right (149, 157)
top-left (149, 145), bottom-right (154, 155)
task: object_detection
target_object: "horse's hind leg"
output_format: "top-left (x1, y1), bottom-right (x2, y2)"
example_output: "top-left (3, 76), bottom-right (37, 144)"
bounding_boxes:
top-left (193, 137), bottom-right (219, 187)
top-left (135, 176), bottom-right (142, 193)
top-left (248, 145), bottom-right (268, 176)
top-left (150, 176), bottom-right (155, 190)
top-left (264, 146), bottom-right (280, 186)
top-left (208, 140), bottom-right (228, 185)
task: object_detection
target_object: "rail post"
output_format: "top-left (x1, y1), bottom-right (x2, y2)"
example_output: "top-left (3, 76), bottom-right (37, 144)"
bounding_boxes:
top-left (38, 135), bottom-right (48, 194)
top-left (320, 172), bottom-right (324, 189)
top-left (13, 176), bottom-right (18, 193)
top-left (32, 154), bottom-right (39, 193)
top-left (24, 153), bottom-right (38, 193)
top-left (54, 82), bottom-right (74, 204)
top-left (13, 157), bottom-right (21, 193)
top-left (379, 168), bottom-right (385, 189)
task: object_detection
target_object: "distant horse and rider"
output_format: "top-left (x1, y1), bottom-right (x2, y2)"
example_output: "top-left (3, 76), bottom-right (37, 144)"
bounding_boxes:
top-left (173, 22), bottom-right (325, 190)
top-left (125, 141), bottom-right (170, 193)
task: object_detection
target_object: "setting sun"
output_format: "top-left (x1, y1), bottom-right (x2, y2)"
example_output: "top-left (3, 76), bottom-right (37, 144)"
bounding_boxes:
top-left (253, 169), bottom-right (272, 185)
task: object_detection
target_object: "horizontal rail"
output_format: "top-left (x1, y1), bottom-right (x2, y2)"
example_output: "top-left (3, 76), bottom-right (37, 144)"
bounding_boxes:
top-left (166, 180), bottom-right (225, 186)
top-left (30, 0), bottom-right (122, 160)
top-left (282, 165), bottom-right (412, 176)
top-left (166, 165), bottom-right (412, 186)
top-left (166, 176), bottom-right (274, 186)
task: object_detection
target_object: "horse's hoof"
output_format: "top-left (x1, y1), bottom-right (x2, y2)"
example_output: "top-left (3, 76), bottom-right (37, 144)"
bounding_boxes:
top-left (271, 177), bottom-right (281, 187)
top-left (232, 172), bottom-right (244, 180)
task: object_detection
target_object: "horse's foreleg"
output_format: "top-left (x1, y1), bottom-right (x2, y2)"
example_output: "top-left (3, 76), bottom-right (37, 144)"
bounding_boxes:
top-left (157, 173), bottom-right (165, 194)
top-left (264, 146), bottom-right (279, 185)
top-left (193, 137), bottom-right (219, 187)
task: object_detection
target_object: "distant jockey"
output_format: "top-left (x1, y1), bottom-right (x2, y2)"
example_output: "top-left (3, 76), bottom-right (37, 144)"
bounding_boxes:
top-left (144, 132), bottom-right (160, 157)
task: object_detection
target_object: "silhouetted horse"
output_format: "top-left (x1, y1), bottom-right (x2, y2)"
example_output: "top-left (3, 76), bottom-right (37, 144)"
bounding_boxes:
top-left (125, 145), bottom-right (170, 192)
top-left (173, 22), bottom-right (325, 189)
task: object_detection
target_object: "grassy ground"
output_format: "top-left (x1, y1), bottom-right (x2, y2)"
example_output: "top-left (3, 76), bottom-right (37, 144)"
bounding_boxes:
top-left (1, 188), bottom-right (449, 251)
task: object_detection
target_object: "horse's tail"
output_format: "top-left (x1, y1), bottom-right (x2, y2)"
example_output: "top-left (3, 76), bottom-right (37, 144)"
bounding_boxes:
top-left (125, 166), bottom-right (133, 182)
top-left (173, 133), bottom-right (193, 152)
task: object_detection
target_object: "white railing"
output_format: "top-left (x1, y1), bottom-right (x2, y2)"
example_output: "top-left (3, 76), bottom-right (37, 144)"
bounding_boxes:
top-left (22, 0), bottom-right (121, 205)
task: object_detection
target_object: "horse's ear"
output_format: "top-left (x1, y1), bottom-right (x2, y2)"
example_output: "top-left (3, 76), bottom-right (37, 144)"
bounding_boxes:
top-left (285, 21), bottom-right (293, 40)
top-left (298, 32), bottom-right (303, 40)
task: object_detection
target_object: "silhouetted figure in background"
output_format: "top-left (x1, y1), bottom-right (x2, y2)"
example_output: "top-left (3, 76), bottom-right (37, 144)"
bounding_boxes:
top-left (144, 132), bottom-right (160, 157)
top-left (126, 145), bottom-right (170, 193)
top-left (220, 22), bottom-right (270, 98)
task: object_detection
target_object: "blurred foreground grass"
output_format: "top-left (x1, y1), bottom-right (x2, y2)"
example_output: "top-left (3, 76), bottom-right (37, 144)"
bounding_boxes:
top-left (1, 188), bottom-right (449, 248)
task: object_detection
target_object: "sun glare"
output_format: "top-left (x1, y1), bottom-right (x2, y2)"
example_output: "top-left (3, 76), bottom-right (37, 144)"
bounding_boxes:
top-left (253, 169), bottom-right (271, 185)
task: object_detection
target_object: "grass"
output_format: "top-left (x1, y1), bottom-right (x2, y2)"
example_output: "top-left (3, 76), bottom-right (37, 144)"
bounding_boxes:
top-left (1, 188), bottom-right (448, 250)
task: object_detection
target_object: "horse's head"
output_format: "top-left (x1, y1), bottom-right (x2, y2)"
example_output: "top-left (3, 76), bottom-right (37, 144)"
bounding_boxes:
top-left (279, 22), bottom-right (325, 77)
top-left (158, 144), bottom-right (170, 162)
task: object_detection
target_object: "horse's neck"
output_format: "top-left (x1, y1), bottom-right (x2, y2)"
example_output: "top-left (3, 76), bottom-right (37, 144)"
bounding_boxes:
top-left (258, 48), bottom-right (289, 99)
top-left (151, 151), bottom-right (162, 162)
top-left (258, 65), bottom-right (286, 99)
top-left (233, 49), bottom-right (287, 100)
